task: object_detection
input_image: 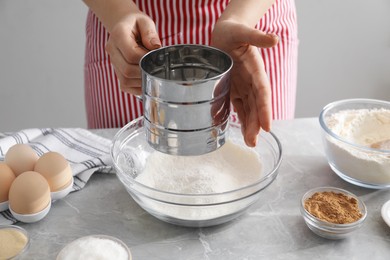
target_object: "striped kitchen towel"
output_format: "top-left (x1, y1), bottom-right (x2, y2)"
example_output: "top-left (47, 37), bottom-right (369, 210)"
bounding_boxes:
top-left (0, 128), bottom-right (114, 225)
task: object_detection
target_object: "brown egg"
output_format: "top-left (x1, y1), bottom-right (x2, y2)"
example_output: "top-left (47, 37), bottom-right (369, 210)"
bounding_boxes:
top-left (34, 152), bottom-right (73, 192)
top-left (9, 171), bottom-right (51, 215)
top-left (0, 163), bottom-right (16, 203)
top-left (5, 144), bottom-right (39, 176)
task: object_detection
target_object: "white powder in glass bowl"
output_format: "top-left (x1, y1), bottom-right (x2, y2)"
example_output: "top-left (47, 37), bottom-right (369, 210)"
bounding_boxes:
top-left (324, 108), bottom-right (390, 185)
top-left (136, 140), bottom-right (263, 194)
top-left (133, 140), bottom-right (264, 222)
top-left (57, 235), bottom-right (130, 260)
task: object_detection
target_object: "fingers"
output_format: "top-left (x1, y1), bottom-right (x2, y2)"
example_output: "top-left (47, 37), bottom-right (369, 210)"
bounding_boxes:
top-left (237, 46), bottom-right (272, 133)
top-left (107, 44), bottom-right (142, 79)
top-left (244, 94), bottom-right (261, 147)
top-left (114, 67), bottom-right (142, 95)
top-left (120, 84), bottom-right (142, 96)
top-left (230, 47), bottom-right (272, 147)
top-left (232, 98), bottom-right (246, 136)
top-left (110, 16), bottom-right (160, 63)
top-left (108, 25), bottom-right (146, 64)
top-left (106, 42), bottom-right (143, 94)
top-left (232, 96), bottom-right (260, 147)
top-left (105, 15), bottom-right (161, 95)
top-left (250, 50), bottom-right (272, 132)
top-left (138, 18), bottom-right (162, 50)
top-left (234, 24), bottom-right (279, 48)
top-left (253, 68), bottom-right (272, 132)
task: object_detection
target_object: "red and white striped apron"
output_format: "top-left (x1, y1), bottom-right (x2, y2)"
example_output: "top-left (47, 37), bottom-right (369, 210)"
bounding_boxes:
top-left (84, 0), bottom-right (298, 129)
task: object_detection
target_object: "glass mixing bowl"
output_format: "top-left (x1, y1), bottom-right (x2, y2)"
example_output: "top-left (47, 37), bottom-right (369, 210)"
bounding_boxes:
top-left (111, 117), bottom-right (282, 227)
top-left (319, 98), bottom-right (390, 189)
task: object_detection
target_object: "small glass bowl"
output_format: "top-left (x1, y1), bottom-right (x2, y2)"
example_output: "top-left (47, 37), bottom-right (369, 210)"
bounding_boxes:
top-left (300, 187), bottom-right (367, 240)
top-left (0, 225), bottom-right (30, 259)
top-left (381, 200), bottom-right (390, 228)
top-left (319, 98), bottom-right (390, 189)
top-left (56, 235), bottom-right (131, 260)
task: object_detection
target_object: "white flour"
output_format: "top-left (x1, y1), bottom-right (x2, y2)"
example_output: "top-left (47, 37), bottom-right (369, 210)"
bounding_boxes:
top-left (57, 236), bottom-right (129, 260)
top-left (325, 108), bottom-right (390, 184)
top-left (134, 139), bottom-right (264, 221)
top-left (136, 139), bottom-right (263, 194)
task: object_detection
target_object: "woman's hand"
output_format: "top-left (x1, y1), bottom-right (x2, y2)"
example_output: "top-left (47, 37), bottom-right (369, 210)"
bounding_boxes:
top-left (211, 19), bottom-right (278, 147)
top-left (105, 11), bottom-right (161, 95)
top-left (83, 0), bottom-right (162, 95)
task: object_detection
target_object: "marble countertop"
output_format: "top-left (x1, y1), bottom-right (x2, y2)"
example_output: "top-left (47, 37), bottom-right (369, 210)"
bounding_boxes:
top-left (17, 118), bottom-right (390, 259)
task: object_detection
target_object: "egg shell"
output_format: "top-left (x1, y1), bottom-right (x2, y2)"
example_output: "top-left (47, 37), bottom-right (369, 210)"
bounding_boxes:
top-left (10, 201), bottom-right (51, 223)
top-left (0, 162), bottom-right (16, 203)
top-left (9, 171), bottom-right (51, 215)
top-left (51, 177), bottom-right (74, 201)
top-left (5, 144), bottom-right (39, 176)
top-left (34, 152), bottom-right (73, 192)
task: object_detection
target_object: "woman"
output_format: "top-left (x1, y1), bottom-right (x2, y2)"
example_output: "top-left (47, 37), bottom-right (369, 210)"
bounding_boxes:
top-left (83, 0), bottom-right (298, 147)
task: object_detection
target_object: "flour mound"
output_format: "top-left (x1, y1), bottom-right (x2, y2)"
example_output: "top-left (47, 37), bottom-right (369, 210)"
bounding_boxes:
top-left (135, 140), bottom-right (263, 194)
top-left (326, 108), bottom-right (390, 147)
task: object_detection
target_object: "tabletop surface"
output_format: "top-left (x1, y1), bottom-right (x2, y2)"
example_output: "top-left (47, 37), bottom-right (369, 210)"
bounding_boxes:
top-left (15, 118), bottom-right (390, 259)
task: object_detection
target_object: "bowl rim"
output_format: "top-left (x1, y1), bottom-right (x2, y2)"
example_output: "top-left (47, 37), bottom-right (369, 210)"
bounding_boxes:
top-left (301, 186), bottom-right (368, 229)
top-left (381, 199), bottom-right (390, 228)
top-left (57, 234), bottom-right (132, 260)
top-left (0, 224), bottom-right (30, 258)
top-left (319, 98), bottom-right (390, 153)
top-left (140, 44), bottom-right (233, 84)
top-left (111, 116), bottom-right (283, 198)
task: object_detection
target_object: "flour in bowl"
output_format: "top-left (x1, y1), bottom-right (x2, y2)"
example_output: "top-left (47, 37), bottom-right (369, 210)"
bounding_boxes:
top-left (324, 108), bottom-right (390, 184)
top-left (131, 140), bottom-right (266, 223)
top-left (135, 139), bottom-right (263, 194)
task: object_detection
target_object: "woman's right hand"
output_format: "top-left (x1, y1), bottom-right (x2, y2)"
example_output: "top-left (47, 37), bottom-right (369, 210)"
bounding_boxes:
top-left (105, 11), bottom-right (161, 96)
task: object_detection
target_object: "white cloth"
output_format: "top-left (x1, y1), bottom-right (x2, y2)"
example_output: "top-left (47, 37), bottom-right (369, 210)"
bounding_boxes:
top-left (0, 128), bottom-right (114, 225)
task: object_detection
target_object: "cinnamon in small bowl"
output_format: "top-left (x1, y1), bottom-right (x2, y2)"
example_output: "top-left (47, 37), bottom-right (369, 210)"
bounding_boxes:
top-left (300, 187), bottom-right (367, 239)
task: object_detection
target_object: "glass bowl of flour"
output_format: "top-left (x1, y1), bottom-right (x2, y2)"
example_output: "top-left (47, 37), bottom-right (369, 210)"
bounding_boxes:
top-left (111, 117), bottom-right (282, 227)
top-left (319, 98), bottom-right (390, 189)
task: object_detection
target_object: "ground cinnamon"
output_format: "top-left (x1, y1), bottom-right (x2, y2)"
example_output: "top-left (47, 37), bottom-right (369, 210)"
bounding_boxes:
top-left (304, 191), bottom-right (363, 224)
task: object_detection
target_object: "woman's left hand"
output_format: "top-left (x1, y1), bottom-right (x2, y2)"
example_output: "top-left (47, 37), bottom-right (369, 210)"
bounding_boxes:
top-left (211, 19), bottom-right (278, 147)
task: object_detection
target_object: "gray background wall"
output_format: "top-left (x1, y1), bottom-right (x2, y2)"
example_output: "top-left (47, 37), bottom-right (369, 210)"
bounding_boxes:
top-left (0, 0), bottom-right (389, 132)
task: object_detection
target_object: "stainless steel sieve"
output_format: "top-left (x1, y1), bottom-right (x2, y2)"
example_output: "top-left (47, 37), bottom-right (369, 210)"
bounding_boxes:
top-left (140, 44), bottom-right (233, 156)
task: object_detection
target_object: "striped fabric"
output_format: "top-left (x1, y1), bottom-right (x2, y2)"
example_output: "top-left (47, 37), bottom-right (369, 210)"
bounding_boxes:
top-left (84, 0), bottom-right (298, 129)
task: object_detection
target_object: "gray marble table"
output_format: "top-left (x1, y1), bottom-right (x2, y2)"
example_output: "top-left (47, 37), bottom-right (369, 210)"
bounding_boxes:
top-left (18, 118), bottom-right (390, 259)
